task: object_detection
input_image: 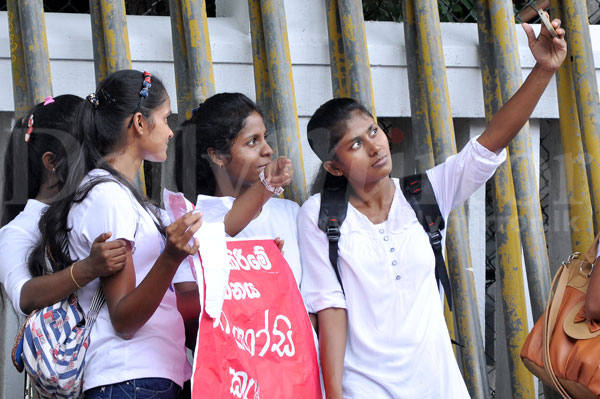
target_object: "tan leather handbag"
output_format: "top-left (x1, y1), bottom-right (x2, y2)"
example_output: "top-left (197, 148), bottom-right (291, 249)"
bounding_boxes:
top-left (521, 234), bottom-right (600, 398)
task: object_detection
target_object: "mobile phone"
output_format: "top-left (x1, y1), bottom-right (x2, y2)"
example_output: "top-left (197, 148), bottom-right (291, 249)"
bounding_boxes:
top-left (529, 5), bottom-right (559, 38)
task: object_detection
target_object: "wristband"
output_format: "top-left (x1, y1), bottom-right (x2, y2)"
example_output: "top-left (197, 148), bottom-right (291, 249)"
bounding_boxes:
top-left (259, 169), bottom-right (284, 195)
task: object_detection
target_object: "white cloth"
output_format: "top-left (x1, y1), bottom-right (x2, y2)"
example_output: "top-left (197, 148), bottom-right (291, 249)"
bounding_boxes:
top-left (196, 195), bottom-right (302, 286)
top-left (299, 138), bottom-right (506, 399)
top-left (162, 189), bottom-right (230, 319)
top-left (158, 206), bottom-right (200, 286)
top-left (68, 170), bottom-right (190, 391)
top-left (0, 200), bottom-right (47, 315)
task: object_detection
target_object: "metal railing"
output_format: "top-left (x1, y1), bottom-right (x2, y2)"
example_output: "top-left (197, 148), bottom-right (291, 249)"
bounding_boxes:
top-left (0, 0), bottom-right (215, 16)
top-left (361, 0), bottom-right (600, 22)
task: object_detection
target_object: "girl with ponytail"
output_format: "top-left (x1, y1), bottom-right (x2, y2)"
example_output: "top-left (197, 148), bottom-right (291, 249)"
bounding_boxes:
top-left (30, 70), bottom-right (201, 398)
top-left (0, 95), bottom-right (125, 315)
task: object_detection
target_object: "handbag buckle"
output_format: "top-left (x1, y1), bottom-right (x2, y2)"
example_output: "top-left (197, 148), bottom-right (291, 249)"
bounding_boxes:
top-left (563, 252), bottom-right (580, 266)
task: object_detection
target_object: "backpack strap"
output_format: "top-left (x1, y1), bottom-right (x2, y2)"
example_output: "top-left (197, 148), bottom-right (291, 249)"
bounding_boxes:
top-left (318, 174), bottom-right (349, 293)
top-left (400, 173), bottom-right (452, 310)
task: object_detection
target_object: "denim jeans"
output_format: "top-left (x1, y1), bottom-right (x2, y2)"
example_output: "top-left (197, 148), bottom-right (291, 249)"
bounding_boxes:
top-left (84, 378), bottom-right (180, 399)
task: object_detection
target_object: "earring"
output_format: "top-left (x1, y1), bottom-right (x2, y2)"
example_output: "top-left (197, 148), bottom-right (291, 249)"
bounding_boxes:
top-left (52, 168), bottom-right (56, 174)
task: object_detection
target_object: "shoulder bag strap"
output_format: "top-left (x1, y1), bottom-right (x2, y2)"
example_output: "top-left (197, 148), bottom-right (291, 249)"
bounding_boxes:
top-left (84, 287), bottom-right (105, 328)
top-left (318, 174), bottom-right (349, 293)
top-left (400, 173), bottom-right (451, 309)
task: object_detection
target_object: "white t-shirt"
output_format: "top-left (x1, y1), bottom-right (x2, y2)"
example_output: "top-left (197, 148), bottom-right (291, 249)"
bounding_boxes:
top-left (68, 170), bottom-right (189, 391)
top-left (299, 138), bottom-right (506, 399)
top-left (196, 195), bottom-right (302, 285)
top-left (0, 200), bottom-right (47, 315)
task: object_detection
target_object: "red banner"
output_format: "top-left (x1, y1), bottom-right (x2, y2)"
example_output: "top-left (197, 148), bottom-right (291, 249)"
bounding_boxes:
top-left (192, 239), bottom-right (321, 399)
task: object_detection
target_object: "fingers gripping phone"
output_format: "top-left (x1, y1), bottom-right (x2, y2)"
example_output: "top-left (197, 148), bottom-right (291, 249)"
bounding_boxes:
top-left (529, 4), bottom-right (559, 38)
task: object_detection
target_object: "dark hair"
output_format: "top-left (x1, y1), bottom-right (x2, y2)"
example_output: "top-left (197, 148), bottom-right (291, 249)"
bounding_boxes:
top-left (29, 70), bottom-right (169, 277)
top-left (174, 92), bottom-right (263, 199)
top-left (1, 95), bottom-right (83, 226)
top-left (306, 98), bottom-right (372, 194)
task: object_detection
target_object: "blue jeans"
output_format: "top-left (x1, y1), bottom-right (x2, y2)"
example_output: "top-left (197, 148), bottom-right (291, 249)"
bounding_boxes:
top-left (84, 378), bottom-right (180, 399)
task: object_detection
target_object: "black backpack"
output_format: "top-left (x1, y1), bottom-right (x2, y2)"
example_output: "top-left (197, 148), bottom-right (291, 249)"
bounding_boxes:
top-left (317, 173), bottom-right (453, 309)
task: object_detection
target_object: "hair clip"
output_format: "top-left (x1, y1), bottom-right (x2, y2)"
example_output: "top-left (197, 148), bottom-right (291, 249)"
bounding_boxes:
top-left (25, 114), bottom-right (34, 142)
top-left (139, 71), bottom-right (152, 98)
top-left (86, 93), bottom-right (99, 108)
top-left (43, 96), bottom-right (55, 106)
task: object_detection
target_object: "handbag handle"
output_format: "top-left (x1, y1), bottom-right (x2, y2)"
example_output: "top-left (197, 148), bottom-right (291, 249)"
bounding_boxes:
top-left (542, 261), bottom-right (573, 398)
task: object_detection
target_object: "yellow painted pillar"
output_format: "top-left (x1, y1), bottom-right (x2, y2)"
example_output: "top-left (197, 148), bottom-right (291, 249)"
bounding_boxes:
top-left (89, 0), bottom-right (132, 83)
top-left (168, 0), bottom-right (216, 198)
top-left (7, 0), bottom-right (52, 114)
top-left (549, 0), bottom-right (594, 254)
top-left (336, 0), bottom-right (376, 114)
top-left (248, 0), bottom-right (278, 156)
top-left (247, 0), bottom-right (307, 202)
top-left (562, 0), bottom-right (600, 232)
top-left (403, 1), bottom-right (490, 397)
top-left (325, 0), bottom-right (350, 99)
top-left (475, 2), bottom-right (537, 397)
top-left (401, 0), bottom-right (434, 172)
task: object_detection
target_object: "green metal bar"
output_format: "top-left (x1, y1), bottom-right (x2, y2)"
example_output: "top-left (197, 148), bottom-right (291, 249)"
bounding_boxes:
top-left (7, 0), bottom-right (29, 116)
top-left (90, 0), bottom-right (132, 84)
top-left (169, 0), bottom-right (193, 121)
top-left (248, 0), bottom-right (278, 157)
top-left (168, 0), bottom-right (217, 200)
top-left (475, 2), bottom-right (535, 397)
top-left (488, 0), bottom-right (551, 323)
top-left (100, 0), bottom-right (131, 73)
top-left (492, 155), bottom-right (535, 398)
top-left (257, 0), bottom-right (307, 202)
top-left (89, 0), bottom-right (108, 85)
top-left (15, 0), bottom-right (52, 108)
top-left (407, 1), bottom-right (489, 397)
top-left (337, 0), bottom-right (375, 114)
top-left (403, 0), bottom-right (460, 351)
top-left (325, 0), bottom-right (350, 98)
top-left (562, 0), bottom-right (600, 232)
top-left (549, 0), bottom-right (594, 254)
top-left (401, 0), bottom-right (434, 172)
top-left (180, 0), bottom-right (215, 105)
top-left (168, 0), bottom-right (193, 199)
top-left (413, 0), bottom-right (455, 157)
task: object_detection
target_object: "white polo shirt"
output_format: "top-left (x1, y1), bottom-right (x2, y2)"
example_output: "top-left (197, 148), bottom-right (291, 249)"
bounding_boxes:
top-left (68, 170), bottom-right (189, 391)
top-left (0, 200), bottom-right (47, 315)
top-left (299, 138), bottom-right (506, 399)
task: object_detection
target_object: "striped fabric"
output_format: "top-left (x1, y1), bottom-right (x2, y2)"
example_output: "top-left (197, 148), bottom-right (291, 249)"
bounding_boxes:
top-left (16, 288), bottom-right (104, 399)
